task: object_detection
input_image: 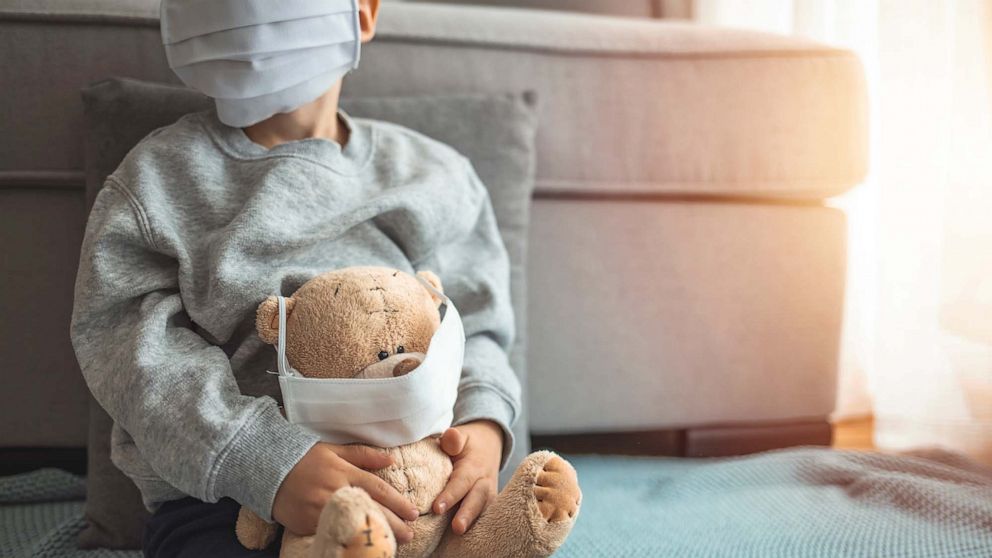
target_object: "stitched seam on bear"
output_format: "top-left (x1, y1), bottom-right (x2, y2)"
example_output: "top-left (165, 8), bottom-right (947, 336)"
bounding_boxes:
top-left (398, 445), bottom-right (416, 499)
top-left (367, 272), bottom-right (398, 355)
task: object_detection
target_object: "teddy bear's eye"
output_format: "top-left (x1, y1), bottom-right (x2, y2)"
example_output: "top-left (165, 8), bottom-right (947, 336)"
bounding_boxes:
top-left (377, 351), bottom-right (389, 361)
top-left (397, 346), bottom-right (405, 354)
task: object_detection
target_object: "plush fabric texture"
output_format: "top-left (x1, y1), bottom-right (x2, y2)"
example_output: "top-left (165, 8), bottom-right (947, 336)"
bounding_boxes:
top-left (79, 77), bottom-right (537, 549)
top-left (248, 444), bottom-right (578, 558)
top-left (375, 441), bottom-right (454, 558)
top-left (239, 441), bottom-right (575, 558)
top-left (238, 268), bottom-right (579, 557)
top-left (253, 438), bottom-right (455, 558)
top-left (239, 485), bottom-right (401, 558)
top-left (308, 487), bottom-right (396, 558)
top-left (254, 268), bottom-right (443, 379)
top-left (434, 451), bottom-right (579, 557)
top-left (235, 505), bottom-right (279, 551)
top-left (237, 268), bottom-right (451, 554)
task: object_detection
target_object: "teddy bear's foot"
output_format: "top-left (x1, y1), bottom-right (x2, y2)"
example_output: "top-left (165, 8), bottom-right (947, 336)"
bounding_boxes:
top-left (534, 455), bottom-right (581, 523)
top-left (308, 487), bottom-right (396, 558)
top-left (520, 451), bottom-right (581, 556)
top-left (433, 451), bottom-right (580, 558)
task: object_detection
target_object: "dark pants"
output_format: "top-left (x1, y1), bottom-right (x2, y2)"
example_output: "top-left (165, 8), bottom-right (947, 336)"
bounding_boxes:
top-left (143, 497), bottom-right (282, 558)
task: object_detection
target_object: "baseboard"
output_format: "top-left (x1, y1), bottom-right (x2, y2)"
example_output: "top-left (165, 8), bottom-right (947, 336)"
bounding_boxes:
top-left (531, 429), bottom-right (687, 456)
top-left (532, 420), bottom-right (833, 457)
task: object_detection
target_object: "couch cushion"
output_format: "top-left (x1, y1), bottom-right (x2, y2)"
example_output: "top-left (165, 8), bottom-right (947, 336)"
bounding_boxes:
top-left (527, 199), bottom-right (845, 433)
top-left (78, 77), bottom-right (537, 549)
top-left (1, 0), bottom-right (867, 199)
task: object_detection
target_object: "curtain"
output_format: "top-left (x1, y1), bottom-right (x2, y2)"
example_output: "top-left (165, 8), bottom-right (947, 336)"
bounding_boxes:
top-left (693, 0), bottom-right (992, 463)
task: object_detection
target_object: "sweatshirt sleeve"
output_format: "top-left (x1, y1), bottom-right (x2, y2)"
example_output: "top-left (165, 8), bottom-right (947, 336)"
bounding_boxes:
top-left (70, 179), bottom-right (319, 521)
top-left (419, 160), bottom-right (522, 470)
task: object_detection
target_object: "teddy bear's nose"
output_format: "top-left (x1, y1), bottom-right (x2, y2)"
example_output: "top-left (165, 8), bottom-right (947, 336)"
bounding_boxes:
top-left (393, 358), bottom-right (420, 377)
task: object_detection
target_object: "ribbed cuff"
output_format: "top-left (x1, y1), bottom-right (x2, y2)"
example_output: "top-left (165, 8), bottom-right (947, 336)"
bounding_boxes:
top-left (208, 403), bottom-right (320, 521)
top-left (453, 385), bottom-right (518, 471)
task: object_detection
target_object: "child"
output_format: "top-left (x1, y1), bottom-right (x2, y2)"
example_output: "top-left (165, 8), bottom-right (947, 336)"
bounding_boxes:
top-left (70, 1), bottom-right (521, 556)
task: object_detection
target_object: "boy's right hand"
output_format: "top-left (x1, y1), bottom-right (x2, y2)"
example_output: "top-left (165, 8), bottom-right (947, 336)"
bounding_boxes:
top-left (272, 442), bottom-right (418, 543)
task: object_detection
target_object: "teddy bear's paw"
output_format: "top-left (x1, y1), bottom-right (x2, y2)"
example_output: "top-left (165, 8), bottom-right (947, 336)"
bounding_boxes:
top-left (311, 487), bottom-right (396, 558)
top-left (235, 506), bottom-right (278, 550)
top-left (533, 456), bottom-right (581, 523)
top-left (338, 513), bottom-right (395, 558)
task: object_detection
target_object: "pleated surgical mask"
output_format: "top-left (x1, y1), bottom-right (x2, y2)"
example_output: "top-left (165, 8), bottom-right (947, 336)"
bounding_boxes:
top-left (160, 0), bottom-right (361, 127)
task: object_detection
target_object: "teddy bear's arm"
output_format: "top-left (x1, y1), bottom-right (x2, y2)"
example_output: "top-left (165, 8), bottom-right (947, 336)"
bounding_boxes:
top-left (236, 505), bottom-right (279, 550)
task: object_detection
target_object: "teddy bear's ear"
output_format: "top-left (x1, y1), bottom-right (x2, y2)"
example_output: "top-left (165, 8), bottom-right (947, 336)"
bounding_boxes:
top-left (256, 295), bottom-right (295, 345)
top-left (416, 270), bottom-right (445, 306)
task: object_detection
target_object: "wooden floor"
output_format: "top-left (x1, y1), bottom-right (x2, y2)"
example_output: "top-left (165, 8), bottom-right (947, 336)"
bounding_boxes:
top-left (832, 416), bottom-right (875, 450)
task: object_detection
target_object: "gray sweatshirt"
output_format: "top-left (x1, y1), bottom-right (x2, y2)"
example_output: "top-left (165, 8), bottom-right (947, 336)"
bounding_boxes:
top-left (70, 110), bottom-right (521, 521)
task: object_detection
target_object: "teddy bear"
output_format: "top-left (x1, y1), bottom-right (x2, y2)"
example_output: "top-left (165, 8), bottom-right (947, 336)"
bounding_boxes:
top-left (235, 266), bottom-right (581, 558)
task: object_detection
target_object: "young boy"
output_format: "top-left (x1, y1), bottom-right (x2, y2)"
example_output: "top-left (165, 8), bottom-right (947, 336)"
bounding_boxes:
top-left (70, 1), bottom-right (521, 556)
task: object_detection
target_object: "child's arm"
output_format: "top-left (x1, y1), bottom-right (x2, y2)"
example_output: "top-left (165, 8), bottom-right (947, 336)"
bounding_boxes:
top-left (71, 180), bottom-right (321, 522)
top-left (418, 160), bottom-right (523, 531)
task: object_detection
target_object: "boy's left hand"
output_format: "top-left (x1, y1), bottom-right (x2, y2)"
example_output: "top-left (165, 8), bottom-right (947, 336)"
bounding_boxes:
top-left (432, 420), bottom-right (504, 534)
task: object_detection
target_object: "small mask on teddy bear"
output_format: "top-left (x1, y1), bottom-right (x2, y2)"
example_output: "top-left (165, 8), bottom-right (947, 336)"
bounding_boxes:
top-left (259, 266), bottom-right (465, 450)
top-left (237, 266), bottom-right (581, 558)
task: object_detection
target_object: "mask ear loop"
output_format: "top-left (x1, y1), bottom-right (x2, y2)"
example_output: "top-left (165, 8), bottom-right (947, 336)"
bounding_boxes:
top-left (415, 274), bottom-right (451, 306)
top-left (277, 296), bottom-right (292, 376)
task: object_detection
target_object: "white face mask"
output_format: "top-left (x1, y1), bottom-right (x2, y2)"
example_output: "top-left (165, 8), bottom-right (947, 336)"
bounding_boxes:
top-left (272, 279), bottom-right (465, 448)
top-left (159, 0), bottom-right (361, 127)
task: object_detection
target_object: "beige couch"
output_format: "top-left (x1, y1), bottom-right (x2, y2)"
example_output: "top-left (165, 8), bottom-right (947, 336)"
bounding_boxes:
top-left (0, 0), bottom-right (866, 470)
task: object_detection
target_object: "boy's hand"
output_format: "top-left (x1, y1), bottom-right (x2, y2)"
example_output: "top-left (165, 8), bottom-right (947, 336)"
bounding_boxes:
top-left (432, 421), bottom-right (504, 534)
top-left (272, 442), bottom-right (418, 543)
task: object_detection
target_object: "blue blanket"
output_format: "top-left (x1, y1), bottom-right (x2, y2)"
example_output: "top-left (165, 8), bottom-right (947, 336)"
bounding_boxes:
top-left (3, 448), bottom-right (991, 557)
top-left (561, 448), bottom-right (992, 557)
